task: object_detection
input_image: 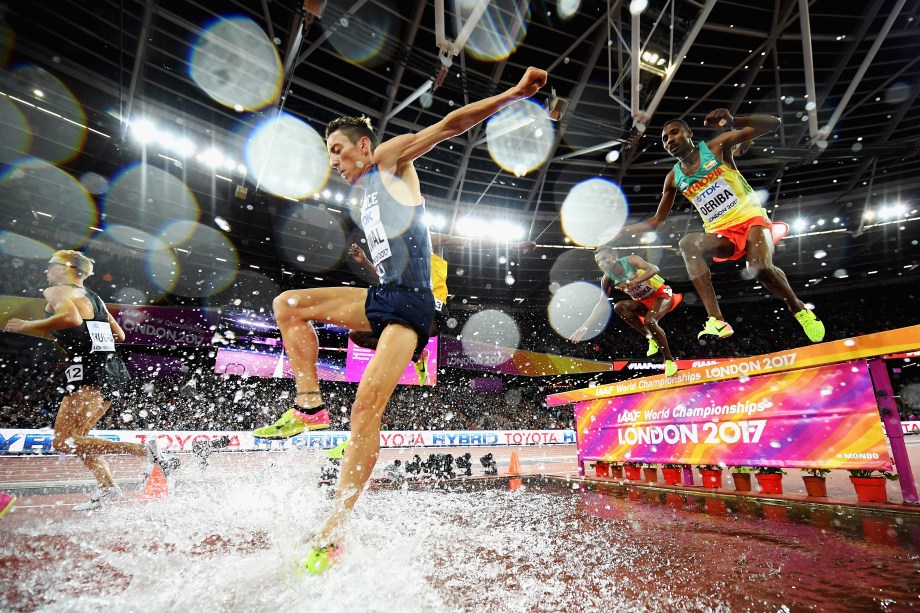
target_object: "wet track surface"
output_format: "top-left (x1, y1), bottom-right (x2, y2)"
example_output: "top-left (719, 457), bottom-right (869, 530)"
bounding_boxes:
top-left (2, 446), bottom-right (920, 612)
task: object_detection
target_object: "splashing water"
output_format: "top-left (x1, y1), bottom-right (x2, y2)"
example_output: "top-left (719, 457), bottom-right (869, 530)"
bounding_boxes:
top-left (4, 466), bottom-right (919, 611)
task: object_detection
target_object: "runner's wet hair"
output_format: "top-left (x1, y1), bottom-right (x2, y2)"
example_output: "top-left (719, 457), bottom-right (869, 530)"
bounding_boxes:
top-left (51, 249), bottom-right (94, 278)
top-left (325, 115), bottom-right (379, 150)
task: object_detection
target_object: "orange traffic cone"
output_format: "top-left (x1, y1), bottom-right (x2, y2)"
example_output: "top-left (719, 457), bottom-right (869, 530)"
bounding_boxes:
top-left (507, 449), bottom-right (521, 476)
top-left (508, 477), bottom-right (523, 491)
top-left (137, 465), bottom-right (170, 500)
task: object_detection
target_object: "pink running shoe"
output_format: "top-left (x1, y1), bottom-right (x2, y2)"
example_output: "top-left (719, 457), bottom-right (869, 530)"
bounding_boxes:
top-left (253, 407), bottom-right (330, 439)
top-left (0, 491), bottom-right (16, 521)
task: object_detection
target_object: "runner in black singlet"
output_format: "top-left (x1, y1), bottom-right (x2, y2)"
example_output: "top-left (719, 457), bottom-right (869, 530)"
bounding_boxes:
top-left (3, 250), bottom-right (178, 511)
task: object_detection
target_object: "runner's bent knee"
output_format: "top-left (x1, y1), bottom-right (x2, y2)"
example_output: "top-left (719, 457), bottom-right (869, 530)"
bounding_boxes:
top-left (273, 290), bottom-right (315, 320)
top-left (678, 233), bottom-right (704, 254)
top-left (746, 259), bottom-right (773, 279)
top-left (53, 433), bottom-right (75, 452)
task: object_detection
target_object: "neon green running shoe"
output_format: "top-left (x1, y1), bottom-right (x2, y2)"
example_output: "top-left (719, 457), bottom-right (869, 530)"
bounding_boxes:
top-left (325, 438), bottom-right (349, 460)
top-left (646, 338), bottom-right (659, 357)
top-left (697, 316), bottom-right (734, 339)
top-left (253, 407), bottom-right (329, 439)
top-left (794, 308), bottom-right (825, 343)
top-left (664, 360), bottom-right (678, 377)
top-left (300, 544), bottom-right (342, 576)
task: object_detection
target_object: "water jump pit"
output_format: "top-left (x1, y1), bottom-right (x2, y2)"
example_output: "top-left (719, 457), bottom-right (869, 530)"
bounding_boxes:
top-left (4, 328), bottom-right (920, 611)
top-left (2, 452), bottom-right (919, 612)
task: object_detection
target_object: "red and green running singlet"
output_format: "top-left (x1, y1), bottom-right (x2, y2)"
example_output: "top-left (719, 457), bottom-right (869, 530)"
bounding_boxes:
top-left (673, 141), bottom-right (769, 233)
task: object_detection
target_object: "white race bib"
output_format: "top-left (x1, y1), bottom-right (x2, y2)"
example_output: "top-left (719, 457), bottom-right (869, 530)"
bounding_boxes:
top-left (86, 320), bottom-right (116, 353)
top-left (626, 283), bottom-right (655, 301)
top-left (361, 193), bottom-right (391, 266)
top-left (65, 364), bottom-right (84, 383)
top-left (692, 178), bottom-right (739, 224)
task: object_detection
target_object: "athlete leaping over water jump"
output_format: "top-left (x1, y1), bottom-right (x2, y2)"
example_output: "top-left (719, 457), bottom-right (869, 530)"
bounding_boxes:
top-left (606, 110), bottom-right (825, 344)
top-left (252, 67), bottom-right (548, 575)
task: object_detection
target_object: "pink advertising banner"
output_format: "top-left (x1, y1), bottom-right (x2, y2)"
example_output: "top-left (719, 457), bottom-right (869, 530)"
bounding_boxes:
top-left (549, 325), bottom-right (920, 406)
top-left (575, 361), bottom-right (892, 470)
top-left (110, 305), bottom-right (219, 347)
top-left (212, 348), bottom-right (345, 381)
top-left (345, 337), bottom-right (438, 386)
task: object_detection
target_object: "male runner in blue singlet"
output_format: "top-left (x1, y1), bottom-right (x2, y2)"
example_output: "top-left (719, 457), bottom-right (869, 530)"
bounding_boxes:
top-left (253, 67), bottom-right (548, 574)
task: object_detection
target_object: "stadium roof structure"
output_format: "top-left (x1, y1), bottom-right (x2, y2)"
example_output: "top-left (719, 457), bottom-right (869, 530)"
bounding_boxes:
top-left (2, 0), bottom-right (919, 316)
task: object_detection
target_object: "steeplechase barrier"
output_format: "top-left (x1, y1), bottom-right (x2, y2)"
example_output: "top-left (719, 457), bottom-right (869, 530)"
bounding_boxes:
top-left (0, 429), bottom-right (575, 454)
top-left (546, 325), bottom-right (920, 504)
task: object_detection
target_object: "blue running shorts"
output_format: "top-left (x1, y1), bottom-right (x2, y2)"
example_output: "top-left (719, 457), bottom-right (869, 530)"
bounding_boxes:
top-left (365, 284), bottom-right (436, 359)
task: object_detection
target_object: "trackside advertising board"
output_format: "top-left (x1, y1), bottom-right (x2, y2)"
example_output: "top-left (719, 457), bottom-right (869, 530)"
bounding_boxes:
top-left (575, 361), bottom-right (891, 470)
top-left (0, 429), bottom-right (575, 454)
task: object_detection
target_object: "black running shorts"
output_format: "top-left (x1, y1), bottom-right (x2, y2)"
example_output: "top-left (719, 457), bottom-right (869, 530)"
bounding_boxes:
top-left (60, 353), bottom-right (131, 401)
top-left (365, 284), bottom-right (436, 359)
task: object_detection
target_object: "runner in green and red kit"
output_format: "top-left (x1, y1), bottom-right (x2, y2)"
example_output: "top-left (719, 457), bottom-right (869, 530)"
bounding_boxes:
top-left (609, 109), bottom-right (825, 344)
top-left (573, 250), bottom-right (682, 377)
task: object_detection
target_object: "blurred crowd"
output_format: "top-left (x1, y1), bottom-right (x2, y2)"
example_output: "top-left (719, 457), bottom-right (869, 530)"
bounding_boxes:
top-left (2, 255), bottom-right (919, 432)
top-left (0, 360), bottom-right (60, 430)
top-left (0, 359), bottom-right (569, 432)
top-left (2, 341), bottom-right (915, 431)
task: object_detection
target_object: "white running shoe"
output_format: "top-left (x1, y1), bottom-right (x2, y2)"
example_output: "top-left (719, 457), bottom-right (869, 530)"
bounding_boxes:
top-left (145, 437), bottom-right (163, 465)
top-left (73, 485), bottom-right (123, 511)
top-left (144, 437), bottom-right (180, 477)
top-left (192, 435), bottom-right (231, 468)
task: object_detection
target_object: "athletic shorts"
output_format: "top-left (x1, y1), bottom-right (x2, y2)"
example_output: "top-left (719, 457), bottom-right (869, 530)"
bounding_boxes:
top-left (712, 217), bottom-right (788, 262)
top-left (60, 353), bottom-right (131, 401)
top-left (365, 284), bottom-right (436, 359)
top-left (637, 286), bottom-right (682, 324)
top-left (637, 285), bottom-right (683, 312)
